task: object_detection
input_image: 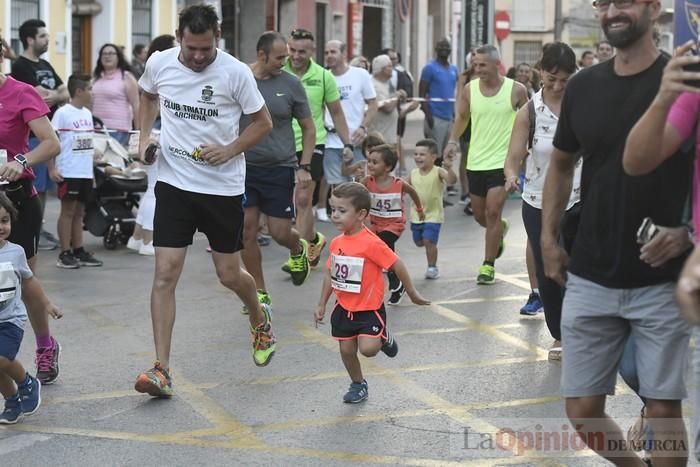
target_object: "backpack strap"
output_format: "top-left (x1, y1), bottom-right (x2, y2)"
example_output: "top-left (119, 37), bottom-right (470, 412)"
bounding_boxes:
top-left (527, 99), bottom-right (536, 151)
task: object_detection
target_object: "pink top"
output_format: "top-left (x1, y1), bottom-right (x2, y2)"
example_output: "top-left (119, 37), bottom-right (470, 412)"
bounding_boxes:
top-left (0, 76), bottom-right (46, 180)
top-left (92, 70), bottom-right (132, 132)
top-left (667, 92), bottom-right (700, 234)
top-left (366, 176), bottom-right (406, 237)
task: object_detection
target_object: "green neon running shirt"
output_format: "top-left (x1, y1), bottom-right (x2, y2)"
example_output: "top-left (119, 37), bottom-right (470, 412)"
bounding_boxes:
top-left (467, 77), bottom-right (516, 171)
top-left (283, 59), bottom-right (340, 151)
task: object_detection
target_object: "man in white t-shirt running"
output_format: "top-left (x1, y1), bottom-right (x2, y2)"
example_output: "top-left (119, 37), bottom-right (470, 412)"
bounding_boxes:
top-left (322, 40), bottom-right (377, 187)
top-left (133, 5), bottom-right (274, 398)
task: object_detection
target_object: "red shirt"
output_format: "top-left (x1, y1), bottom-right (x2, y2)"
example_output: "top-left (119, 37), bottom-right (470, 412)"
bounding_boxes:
top-left (0, 76), bottom-right (47, 180)
top-left (366, 176), bottom-right (406, 237)
top-left (326, 226), bottom-right (398, 312)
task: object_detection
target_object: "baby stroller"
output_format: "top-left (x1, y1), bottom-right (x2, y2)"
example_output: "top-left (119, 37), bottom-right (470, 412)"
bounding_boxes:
top-left (83, 130), bottom-right (148, 250)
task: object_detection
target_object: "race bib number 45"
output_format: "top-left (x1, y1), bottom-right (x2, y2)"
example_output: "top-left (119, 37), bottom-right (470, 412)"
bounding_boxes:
top-left (330, 254), bottom-right (364, 293)
top-left (370, 192), bottom-right (402, 218)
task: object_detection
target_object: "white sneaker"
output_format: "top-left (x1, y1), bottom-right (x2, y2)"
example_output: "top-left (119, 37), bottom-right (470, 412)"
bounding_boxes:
top-left (139, 241), bottom-right (155, 256)
top-left (425, 266), bottom-right (440, 279)
top-left (126, 237), bottom-right (143, 251)
top-left (316, 209), bottom-right (330, 222)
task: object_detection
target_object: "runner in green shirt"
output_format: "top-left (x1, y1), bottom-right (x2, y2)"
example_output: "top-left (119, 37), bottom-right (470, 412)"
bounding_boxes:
top-left (283, 28), bottom-right (353, 270)
top-left (445, 45), bottom-right (528, 285)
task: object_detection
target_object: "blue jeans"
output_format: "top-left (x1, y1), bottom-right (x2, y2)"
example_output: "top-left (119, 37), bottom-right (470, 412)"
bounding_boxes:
top-left (28, 137), bottom-right (54, 193)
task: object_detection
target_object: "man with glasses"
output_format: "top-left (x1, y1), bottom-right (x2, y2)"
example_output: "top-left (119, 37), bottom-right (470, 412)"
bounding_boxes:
top-left (542, 0), bottom-right (692, 464)
top-left (283, 29), bottom-right (353, 272)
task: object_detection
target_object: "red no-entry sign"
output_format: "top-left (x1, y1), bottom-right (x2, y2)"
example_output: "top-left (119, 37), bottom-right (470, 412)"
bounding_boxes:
top-left (494, 10), bottom-right (511, 41)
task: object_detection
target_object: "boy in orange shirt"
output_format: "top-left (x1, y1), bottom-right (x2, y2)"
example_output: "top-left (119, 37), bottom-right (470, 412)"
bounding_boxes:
top-left (315, 182), bottom-right (429, 403)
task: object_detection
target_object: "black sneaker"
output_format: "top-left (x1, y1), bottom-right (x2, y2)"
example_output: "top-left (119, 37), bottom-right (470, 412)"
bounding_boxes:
top-left (35, 337), bottom-right (60, 385)
top-left (343, 380), bottom-right (368, 403)
top-left (73, 248), bottom-right (103, 267)
top-left (56, 250), bottom-right (80, 269)
top-left (388, 284), bottom-right (406, 306)
top-left (381, 330), bottom-right (399, 358)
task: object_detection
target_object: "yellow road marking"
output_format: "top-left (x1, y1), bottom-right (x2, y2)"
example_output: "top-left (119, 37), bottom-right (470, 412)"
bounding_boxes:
top-left (436, 295), bottom-right (529, 305)
top-left (294, 325), bottom-right (544, 461)
top-left (496, 273), bottom-right (534, 291)
top-left (77, 306), bottom-right (126, 330)
top-left (255, 395), bottom-right (562, 432)
top-left (11, 269), bottom-right (583, 464)
top-left (43, 383), bottom-right (221, 405)
top-left (174, 374), bottom-right (263, 448)
top-left (244, 355), bottom-right (543, 386)
top-left (429, 304), bottom-right (550, 359)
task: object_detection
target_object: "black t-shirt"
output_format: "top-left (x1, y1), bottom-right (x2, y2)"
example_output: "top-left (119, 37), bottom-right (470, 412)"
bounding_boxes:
top-left (11, 56), bottom-right (63, 117)
top-left (553, 55), bottom-right (692, 288)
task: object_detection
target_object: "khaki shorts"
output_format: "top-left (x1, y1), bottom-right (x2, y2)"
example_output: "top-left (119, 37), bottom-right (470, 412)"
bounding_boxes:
top-left (561, 273), bottom-right (690, 400)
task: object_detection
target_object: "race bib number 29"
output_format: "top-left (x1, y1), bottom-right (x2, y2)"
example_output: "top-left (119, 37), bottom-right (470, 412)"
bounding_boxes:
top-left (330, 254), bottom-right (364, 293)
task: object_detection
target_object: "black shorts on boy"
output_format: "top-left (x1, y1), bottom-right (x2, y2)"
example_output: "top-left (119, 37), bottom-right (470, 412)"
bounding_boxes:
top-left (331, 303), bottom-right (387, 340)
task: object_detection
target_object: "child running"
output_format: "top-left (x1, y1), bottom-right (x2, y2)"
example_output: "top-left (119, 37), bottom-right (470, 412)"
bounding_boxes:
top-left (408, 139), bottom-right (457, 279)
top-left (0, 193), bottom-right (62, 424)
top-left (315, 182), bottom-right (429, 403)
top-left (360, 144), bottom-right (424, 305)
top-left (49, 74), bottom-right (103, 269)
top-left (342, 131), bottom-right (385, 180)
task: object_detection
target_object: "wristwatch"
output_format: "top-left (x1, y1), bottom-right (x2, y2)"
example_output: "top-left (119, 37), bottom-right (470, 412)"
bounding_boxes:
top-left (298, 164), bottom-right (312, 173)
top-left (344, 143), bottom-right (354, 151)
top-left (13, 154), bottom-right (28, 169)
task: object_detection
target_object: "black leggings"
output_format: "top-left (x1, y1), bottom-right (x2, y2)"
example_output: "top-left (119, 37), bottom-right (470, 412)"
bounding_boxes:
top-left (521, 202), bottom-right (566, 341)
top-left (377, 230), bottom-right (400, 291)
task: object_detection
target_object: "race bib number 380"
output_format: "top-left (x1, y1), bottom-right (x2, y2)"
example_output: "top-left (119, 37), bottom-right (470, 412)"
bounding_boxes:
top-left (330, 254), bottom-right (364, 293)
top-left (71, 134), bottom-right (94, 157)
top-left (370, 192), bottom-right (402, 218)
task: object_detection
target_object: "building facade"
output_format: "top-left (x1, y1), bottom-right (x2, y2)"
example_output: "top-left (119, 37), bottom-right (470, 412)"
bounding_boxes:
top-left (492, 0), bottom-right (674, 69)
top-left (2, 0), bottom-right (179, 76)
top-left (2, 0), bottom-right (454, 86)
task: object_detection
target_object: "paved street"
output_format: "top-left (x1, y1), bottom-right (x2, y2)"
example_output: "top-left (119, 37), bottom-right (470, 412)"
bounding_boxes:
top-left (0, 117), bottom-right (695, 466)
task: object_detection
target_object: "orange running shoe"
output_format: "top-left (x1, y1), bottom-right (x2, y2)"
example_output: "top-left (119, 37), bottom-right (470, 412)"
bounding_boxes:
top-left (134, 361), bottom-right (173, 397)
